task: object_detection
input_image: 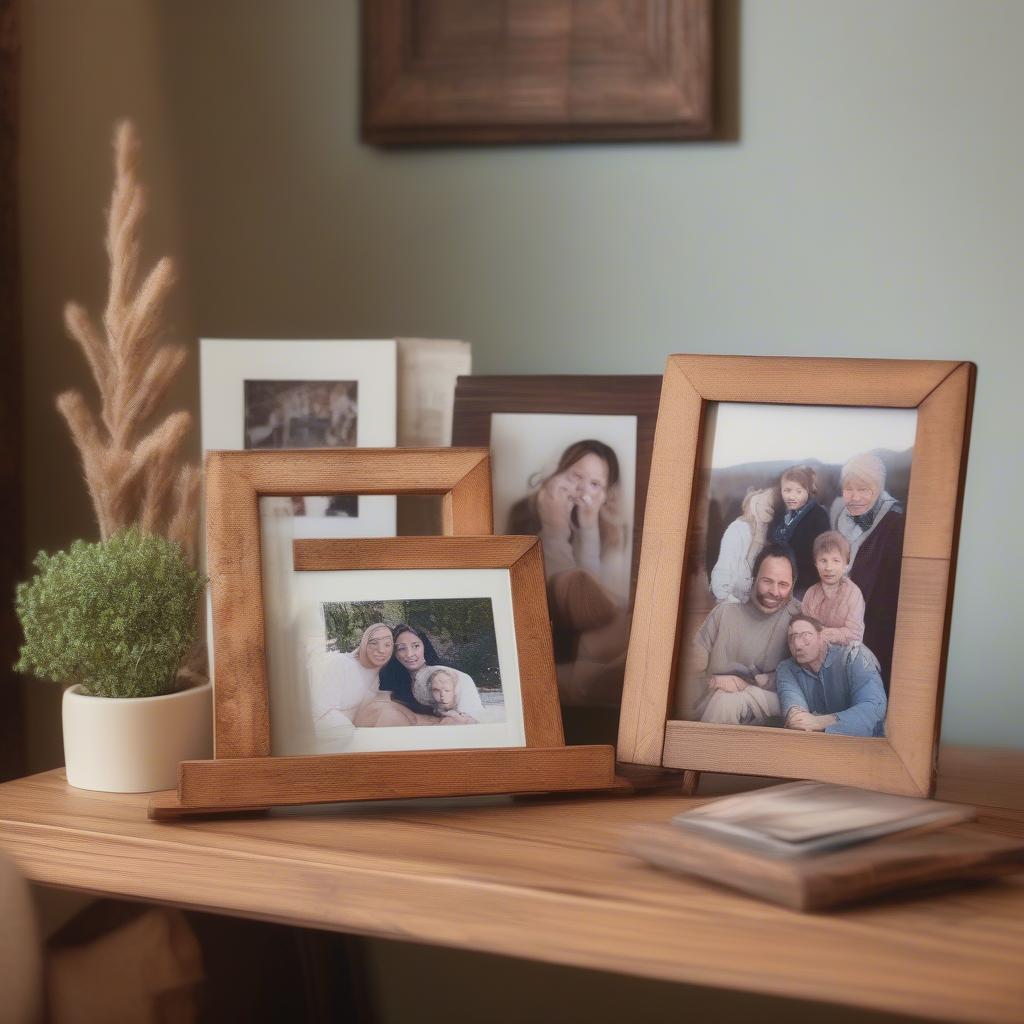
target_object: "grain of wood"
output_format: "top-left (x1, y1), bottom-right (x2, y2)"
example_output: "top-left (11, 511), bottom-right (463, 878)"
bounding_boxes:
top-left (903, 362), bottom-right (974, 561)
top-left (0, 749), bottom-right (1021, 1023)
top-left (670, 354), bottom-right (958, 407)
top-left (205, 452), bottom-right (268, 758)
top-left (363, 1), bottom-right (713, 143)
top-left (169, 746), bottom-right (613, 811)
top-left (886, 557), bottom-right (952, 795)
top-left (206, 447), bottom-right (491, 496)
top-left (662, 721), bottom-right (921, 795)
top-left (442, 451), bottom-right (493, 534)
top-left (292, 536), bottom-right (535, 572)
top-left (510, 541), bottom-right (565, 747)
top-left (619, 359), bottom-right (704, 764)
top-left (626, 822), bottom-right (1024, 911)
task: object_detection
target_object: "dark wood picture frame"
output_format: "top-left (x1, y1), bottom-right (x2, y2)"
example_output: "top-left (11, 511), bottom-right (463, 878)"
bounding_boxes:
top-left (453, 375), bottom-right (662, 602)
top-left (453, 375), bottom-right (662, 744)
top-left (362, 0), bottom-right (714, 144)
top-left (151, 448), bottom-right (614, 817)
top-left (618, 355), bottom-right (975, 797)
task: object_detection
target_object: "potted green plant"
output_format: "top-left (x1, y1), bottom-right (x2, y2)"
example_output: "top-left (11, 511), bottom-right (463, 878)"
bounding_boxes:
top-left (16, 528), bottom-right (210, 792)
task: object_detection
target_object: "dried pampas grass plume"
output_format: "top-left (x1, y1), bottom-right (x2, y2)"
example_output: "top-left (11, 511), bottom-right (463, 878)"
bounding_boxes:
top-left (57, 120), bottom-right (200, 567)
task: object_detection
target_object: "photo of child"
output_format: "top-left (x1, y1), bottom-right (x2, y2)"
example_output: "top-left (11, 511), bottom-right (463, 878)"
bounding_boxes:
top-left (801, 531), bottom-right (866, 646)
top-left (417, 666), bottom-right (481, 725)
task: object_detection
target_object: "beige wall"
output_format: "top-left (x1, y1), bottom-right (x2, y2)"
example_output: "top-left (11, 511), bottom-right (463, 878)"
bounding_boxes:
top-left (20, 0), bottom-right (1024, 772)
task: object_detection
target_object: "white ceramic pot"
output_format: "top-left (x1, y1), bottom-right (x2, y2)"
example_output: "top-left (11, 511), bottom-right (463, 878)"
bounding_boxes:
top-left (62, 681), bottom-right (213, 793)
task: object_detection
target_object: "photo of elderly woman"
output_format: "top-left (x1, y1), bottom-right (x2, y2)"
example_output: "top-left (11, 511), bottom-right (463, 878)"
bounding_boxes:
top-left (306, 598), bottom-right (505, 745)
top-left (489, 414), bottom-right (637, 713)
top-left (675, 403), bottom-right (916, 735)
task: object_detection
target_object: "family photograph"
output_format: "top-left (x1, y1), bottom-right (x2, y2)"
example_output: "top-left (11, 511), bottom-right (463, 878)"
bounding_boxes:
top-left (307, 597), bottom-right (506, 743)
top-left (676, 403), bottom-right (916, 739)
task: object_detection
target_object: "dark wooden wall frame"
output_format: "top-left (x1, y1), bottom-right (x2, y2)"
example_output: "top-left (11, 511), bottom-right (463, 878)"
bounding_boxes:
top-left (151, 450), bottom-right (614, 817)
top-left (452, 375), bottom-right (662, 604)
top-left (362, 0), bottom-right (714, 144)
top-left (618, 355), bottom-right (976, 798)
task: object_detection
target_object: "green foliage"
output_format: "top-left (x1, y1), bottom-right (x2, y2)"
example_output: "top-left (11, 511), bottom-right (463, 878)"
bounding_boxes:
top-left (15, 528), bottom-right (205, 698)
top-left (323, 598), bottom-right (501, 688)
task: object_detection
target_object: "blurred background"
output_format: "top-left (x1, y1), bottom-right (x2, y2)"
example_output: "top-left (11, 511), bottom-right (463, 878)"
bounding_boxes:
top-left (5, 2), bottom-right (1023, 1020)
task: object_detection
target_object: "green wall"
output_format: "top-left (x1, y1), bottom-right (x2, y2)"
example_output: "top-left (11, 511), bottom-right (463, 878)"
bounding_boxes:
top-left (21, 0), bottom-right (1023, 762)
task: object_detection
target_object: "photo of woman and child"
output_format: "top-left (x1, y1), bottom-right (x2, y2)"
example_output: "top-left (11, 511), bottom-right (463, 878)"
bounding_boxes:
top-left (677, 403), bottom-right (916, 738)
top-left (489, 414), bottom-right (637, 711)
top-left (306, 599), bottom-right (505, 748)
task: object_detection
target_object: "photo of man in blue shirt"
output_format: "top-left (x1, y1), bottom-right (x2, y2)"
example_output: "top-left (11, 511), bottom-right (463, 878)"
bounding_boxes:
top-left (776, 614), bottom-right (887, 737)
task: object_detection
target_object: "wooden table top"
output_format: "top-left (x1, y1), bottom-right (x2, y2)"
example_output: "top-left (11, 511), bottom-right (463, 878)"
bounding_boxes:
top-left (1, 747), bottom-right (1022, 1023)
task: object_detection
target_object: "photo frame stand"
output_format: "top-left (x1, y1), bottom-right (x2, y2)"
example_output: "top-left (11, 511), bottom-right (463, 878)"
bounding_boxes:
top-left (680, 771), bottom-right (701, 796)
top-left (151, 453), bottom-right (616, 818)
top-left (150, 746), bottom-right (616, 818)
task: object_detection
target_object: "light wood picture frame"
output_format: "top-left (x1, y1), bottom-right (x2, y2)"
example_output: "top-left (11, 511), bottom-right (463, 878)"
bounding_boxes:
top-left (453, 375), bottom-right (662, 746)
top-left (206, 447), bottom-right (493, 761)
top-left (618, 355), bottom-right (975, 797)
top-left (151, 448), bottom-right (614, 817)
top-left (291, 536), bottom-right (564, 750)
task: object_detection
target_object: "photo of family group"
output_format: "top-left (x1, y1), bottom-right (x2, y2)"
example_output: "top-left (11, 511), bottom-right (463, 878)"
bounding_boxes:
top-left (489, 413), bottom-right (637, 710)
top-left (306, 597), bottom-right (506, 750)
top-left (244, 378), bottom-right (359, 518)
top-left (675, 402), bottom-right (917, 739)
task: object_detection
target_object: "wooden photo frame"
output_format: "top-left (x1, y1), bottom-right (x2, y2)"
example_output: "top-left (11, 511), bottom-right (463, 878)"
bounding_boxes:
top-left (152, 448), bottom-right (613, 817)
top-left (362, 0), bottom-right (714, 144)
top-left (453, 375), bottom-right (662, 745)
top-left (618, 356), bottom-right (974, 797)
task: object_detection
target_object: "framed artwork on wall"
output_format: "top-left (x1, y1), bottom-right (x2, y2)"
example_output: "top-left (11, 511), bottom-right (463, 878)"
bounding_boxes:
top-left (150, 448), bottom-right (615, 816)
top-left (362, 0), bottom-right (714, 144)
top-left (618, 355), bottom-right (975, 797)
top-left (453, 375), bottom-right (662, 745)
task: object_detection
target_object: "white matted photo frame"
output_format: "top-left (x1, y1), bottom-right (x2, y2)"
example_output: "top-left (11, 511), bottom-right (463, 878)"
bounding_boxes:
top-left (618, 355), bottom-right (974, 797)
top-left (199, 338), bottom-right (398, 537)
top-left (272, 554), bottom-right (528, 756)
top-left (149, 449), bottom-right (615, 817)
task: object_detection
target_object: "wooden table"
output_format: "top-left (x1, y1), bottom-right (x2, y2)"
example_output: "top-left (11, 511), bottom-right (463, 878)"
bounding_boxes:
top-left (1, 748), bottom-right (1022, 1023)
